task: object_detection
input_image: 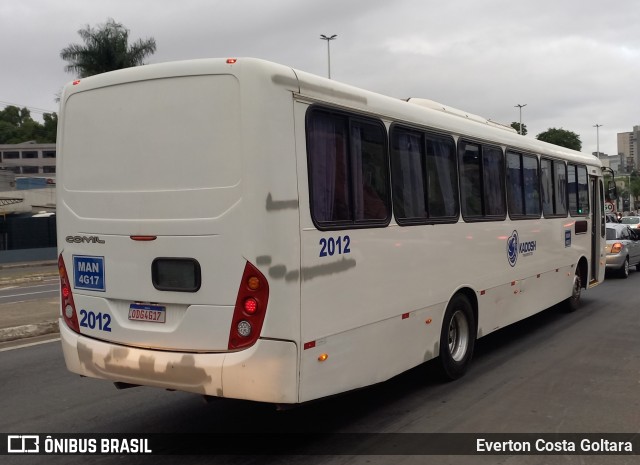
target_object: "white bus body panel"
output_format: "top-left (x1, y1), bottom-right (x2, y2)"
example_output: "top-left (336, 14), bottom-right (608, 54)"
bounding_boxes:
top-left (57, 57), bottom-right (603, 405)
top-left (57, 59), bottom-right (302, 403)
top-left (290, 71), bottom-right (601, 402)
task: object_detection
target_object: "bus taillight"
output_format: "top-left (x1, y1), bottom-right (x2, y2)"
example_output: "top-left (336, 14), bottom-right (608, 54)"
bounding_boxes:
top-left (228, 262), bottom-right (269, 350)
top-left (58, 254), bottom-right (80, 333)
top-left (243, 297), bottom-right (258, 314)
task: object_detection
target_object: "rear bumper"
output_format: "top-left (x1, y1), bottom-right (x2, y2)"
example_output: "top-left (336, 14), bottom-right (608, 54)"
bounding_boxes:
top-left (59, 320), bottom-right (299, 404)
top-left (605, 254), bottom-right (626, 270)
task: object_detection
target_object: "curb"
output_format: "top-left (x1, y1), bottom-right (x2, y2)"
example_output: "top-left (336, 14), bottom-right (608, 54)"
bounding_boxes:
top-left (0, 260), bottom-right (57, 270)
top-left (0, 321), bottom-right (60, 343)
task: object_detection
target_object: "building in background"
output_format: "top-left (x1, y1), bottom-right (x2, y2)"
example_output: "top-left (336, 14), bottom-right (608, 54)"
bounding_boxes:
top-left (617, 126), bottom-right (639, 173)
top-left (0, 141), bottom-right (56, 181)
top-left (595, 152), bottom-right (621, 174)
top-left (0, 142), bottom-right (57, 260)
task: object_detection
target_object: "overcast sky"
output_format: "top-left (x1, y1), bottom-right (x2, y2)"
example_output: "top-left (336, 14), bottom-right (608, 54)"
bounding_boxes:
top-left (2, 0), bottom-right (638, 156)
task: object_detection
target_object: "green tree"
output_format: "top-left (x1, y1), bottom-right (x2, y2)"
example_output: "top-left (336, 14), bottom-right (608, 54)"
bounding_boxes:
top-left (42, 113), bottom-right (58, 141)
top-left (630, 177), bottom-right (640, 202)
top-left (510, 122), bottom-right (527, 135)
top-left (536, 127), bottom-right (582, 151)
top-left (60, 18), bottom-right (157, 78)
top-left (0, 106), bottom-right (57, 143)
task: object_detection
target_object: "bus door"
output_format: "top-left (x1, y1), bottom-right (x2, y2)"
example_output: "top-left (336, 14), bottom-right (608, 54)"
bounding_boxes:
top-left (590, 176), bottom-right (605, 284)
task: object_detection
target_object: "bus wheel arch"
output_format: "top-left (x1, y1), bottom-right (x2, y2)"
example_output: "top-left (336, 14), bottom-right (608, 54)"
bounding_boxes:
top-left (576, 256), bottom-right (588, 288)
top-left (438, 289), bottom-right (477, 380)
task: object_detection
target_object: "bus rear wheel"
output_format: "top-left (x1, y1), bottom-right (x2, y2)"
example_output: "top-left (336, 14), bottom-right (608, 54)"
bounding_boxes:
top-left (562, 269), bottom-right (581, 313)
top-left (439, 294), bottom-right (475, 380)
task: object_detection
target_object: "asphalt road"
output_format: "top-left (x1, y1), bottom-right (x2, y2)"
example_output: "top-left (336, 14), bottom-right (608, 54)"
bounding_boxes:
top-left (0, 279), bottom-right (58, 304)
top-left (1, 272), bottom-right (639, 465)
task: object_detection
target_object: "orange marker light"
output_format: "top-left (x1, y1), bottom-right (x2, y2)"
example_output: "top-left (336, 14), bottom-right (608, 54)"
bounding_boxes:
top-left (247, 276), bottom-right (260, 290)
top-left (318, 353), bottom-right (328, 362)
top-left (425, 318), bottom-right (432, 325)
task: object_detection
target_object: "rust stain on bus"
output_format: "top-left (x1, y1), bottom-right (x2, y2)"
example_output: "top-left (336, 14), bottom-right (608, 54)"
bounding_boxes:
top-left (77, 341), bottom-right (212, 395)
top-left (301, 257), bottom-right (357, 281)
top-left (266, 193), bottom-right (298, 211)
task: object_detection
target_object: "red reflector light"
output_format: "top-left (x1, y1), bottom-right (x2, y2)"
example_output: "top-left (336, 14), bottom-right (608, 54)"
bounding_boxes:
top-left (226, 58), bottom-right (237, 64)
top-left (244, 297), bottom-right (258, 315)
top-left (72, 80), bottom-right (81, 85)
top-left (130, 236), bottom-right (157, 241)
top-left (304, 341), bottom-right (316, 350)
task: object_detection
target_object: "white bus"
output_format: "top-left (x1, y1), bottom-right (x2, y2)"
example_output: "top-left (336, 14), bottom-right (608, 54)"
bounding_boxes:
top-left (57, 58), bottom-right (606, 405)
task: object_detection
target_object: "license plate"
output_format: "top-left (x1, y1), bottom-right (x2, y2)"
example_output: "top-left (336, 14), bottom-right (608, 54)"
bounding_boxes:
top-left (128, 304), bottom-right (166, 323)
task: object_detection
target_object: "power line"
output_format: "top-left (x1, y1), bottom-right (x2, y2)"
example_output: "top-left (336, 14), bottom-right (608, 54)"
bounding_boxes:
top-left (0, 100), bottom-right (56, 115)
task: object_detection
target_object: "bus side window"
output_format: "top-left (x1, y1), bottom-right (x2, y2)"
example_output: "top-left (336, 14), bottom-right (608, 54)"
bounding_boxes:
top-left (390, 125), bottom-right (458, 224)
top-left (351, 120), bottom-right (390, 222)
top-left (567, 164), bottom-right (589, 216)
top-left (306, 107), bottom-right (391, 229)
top-left (541, 158), bottom-right (569, 218)
top-left (507, 150), bottom-right (541, 219)
top-left (458, 141), bottom-right (505, 220)
top-left (307, 111), bottom-right (352, 224)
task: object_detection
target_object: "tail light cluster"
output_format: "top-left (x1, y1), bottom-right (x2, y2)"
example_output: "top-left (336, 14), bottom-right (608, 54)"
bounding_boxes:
top-left (610, 242), bottom-right (623, 254)
top-left (58, 254), bottom-right (80, 333)
top-left (228, 261), bottom-right (269, 350)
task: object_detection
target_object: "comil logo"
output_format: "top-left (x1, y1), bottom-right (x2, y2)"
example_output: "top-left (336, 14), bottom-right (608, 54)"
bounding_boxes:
top-left (8, 435), bottom-right (39, 453)
top-left (507, 230), bottom-right (519, 267)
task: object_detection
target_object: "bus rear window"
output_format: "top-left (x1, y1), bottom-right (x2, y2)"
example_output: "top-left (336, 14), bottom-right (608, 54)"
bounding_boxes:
top-left (152, 258), bottom-right (201, 292)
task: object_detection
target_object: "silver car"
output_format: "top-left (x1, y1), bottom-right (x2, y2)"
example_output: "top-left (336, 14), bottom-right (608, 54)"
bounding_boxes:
top-left (620, 216), bottom-right (640, 229)
top-left (606, 223), bottom-right (640, 278)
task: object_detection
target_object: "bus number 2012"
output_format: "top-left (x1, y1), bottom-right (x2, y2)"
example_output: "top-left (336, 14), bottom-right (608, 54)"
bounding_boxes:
top-left (79, 309), bottom-right (112, 332)
top-left (319, 236), bottom-right (351, 257)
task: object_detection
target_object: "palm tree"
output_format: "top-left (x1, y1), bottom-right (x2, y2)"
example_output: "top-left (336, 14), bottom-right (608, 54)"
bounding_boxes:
top-left (60, 18), bottom-right (157, 78)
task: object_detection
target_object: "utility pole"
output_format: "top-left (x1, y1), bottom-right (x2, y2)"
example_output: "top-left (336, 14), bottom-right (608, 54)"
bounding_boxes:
top-left (320, 34), bottom-right (337, 79)
top-left (514, 104), bottom-right (527, 135)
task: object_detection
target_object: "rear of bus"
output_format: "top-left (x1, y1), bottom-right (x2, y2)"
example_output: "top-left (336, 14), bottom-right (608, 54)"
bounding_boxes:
top-left (56, 58), bottom-right (302, 404)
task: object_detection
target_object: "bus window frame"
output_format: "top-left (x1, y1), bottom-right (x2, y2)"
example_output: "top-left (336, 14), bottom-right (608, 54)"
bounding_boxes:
top-left (506, 149), bottom-right (542, 220)
top-left (305, 105), bottom-right (392, 231)
top-left (457, 138), bottom-right (507, 223)
top-left (389, 122), bottom-right (460, 226)
top-left (540, 157), bottom-right (569, 219)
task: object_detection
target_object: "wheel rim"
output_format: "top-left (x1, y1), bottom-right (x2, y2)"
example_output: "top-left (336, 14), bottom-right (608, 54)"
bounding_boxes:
top-left (624, 260), bottom-right (629, 276)
top-left (448, 310), bottom-right (470, 362)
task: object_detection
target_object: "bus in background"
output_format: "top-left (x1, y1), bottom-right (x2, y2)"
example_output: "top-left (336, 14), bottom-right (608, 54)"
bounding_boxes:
top-left (56, 58), bottom-right (605, 405)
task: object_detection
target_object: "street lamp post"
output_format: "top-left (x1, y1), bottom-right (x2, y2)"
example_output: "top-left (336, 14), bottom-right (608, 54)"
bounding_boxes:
top-left (594, 124), bottom-right (603, 157)
top-left (514, 104), bottom-right (527, 135)
top-left (320, 34), bottom-right (337, 79)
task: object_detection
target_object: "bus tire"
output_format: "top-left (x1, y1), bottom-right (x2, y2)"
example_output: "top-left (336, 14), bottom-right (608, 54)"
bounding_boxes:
top-left (562, 269), bottom-right (581, 313)
top-left (439, 294), bottom-right (475, 380)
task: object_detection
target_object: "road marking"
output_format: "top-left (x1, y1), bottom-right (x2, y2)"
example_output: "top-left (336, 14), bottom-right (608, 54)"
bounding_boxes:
top-left (0, 290), bottom-right (57, 299)
top-left (0, 337), bottom-right (60, 352)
